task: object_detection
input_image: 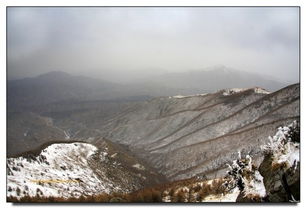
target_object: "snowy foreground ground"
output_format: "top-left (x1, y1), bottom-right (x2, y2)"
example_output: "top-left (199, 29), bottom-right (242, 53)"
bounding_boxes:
top-left (7, 121), bottom-right (299, 202)
top-left (7, 143), bottom-right (120, 199)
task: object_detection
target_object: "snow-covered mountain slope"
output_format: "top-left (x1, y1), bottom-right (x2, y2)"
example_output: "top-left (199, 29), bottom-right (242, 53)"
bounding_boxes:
top-left (7, 140), bottom-right (165, 200)
top-left (98, 84), bottom-right (299, 181)
top-left (161, 121), bottom-right (299, 202)
top-left (7, 143), bottom-right (112, 199)
top-left (7, 121), bottom-right (299, 202)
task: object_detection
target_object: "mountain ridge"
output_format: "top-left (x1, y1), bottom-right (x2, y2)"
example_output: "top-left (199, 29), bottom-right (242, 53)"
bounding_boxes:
top-left (7, 67), bottom-right (290, 111)
top-left (97, 83), bottom-right (299, 181)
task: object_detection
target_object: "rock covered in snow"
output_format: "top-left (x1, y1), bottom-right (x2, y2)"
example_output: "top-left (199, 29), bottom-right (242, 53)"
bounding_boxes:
top-left (224, 120), bottom-right (299, 202)
top-left (224, 121), bottom-right (300, 202)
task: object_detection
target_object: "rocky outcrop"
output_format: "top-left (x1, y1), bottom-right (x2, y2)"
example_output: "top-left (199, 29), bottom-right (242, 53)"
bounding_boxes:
top-left (259, 120), bottom-right (300, 202)
top-left (230, 121), bottom-right (300, 202)
top-left (259, 155), bottom-right (300, 202)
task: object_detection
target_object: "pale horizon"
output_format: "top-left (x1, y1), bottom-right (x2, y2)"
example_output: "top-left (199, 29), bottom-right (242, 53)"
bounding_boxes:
top-left (7, 7), bottom-right (299, 83)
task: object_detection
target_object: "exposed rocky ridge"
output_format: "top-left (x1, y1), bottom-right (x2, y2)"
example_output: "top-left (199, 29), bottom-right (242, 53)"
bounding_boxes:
top-left (98, 84), bottom-right (299, 181)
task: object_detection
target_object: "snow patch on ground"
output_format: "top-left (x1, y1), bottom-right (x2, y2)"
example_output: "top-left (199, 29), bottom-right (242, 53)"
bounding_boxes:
top-left (169, 93), bottom-right (207, 99)
top-left (277, 143), bottom-right (299, 168)
top-left (222, 87), bottom-right (270, 96)
top-left (110, 153), bottom-right (118, 158)
top-left (243, 170), bottom-right (266, 197)
top-left (23, 130), bottom-right (29, 137)
top-left (202, 187), bottom-right (240, 202)
top-left (254, 87), bottom-right (270, 94)
top-left (132, 163), bottom-right (145, 170)
top-left (170, 87), bottom-right (269, 98)
top-left (222, 88), bottom-right (248, 96)
top-left (162, 189), bottom-right (172, 202)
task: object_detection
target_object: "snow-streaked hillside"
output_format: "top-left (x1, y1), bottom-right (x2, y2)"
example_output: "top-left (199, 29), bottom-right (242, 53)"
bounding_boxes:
top-left (98, 84), bottom-right (299, 181)
top-left (7, 143), bottom-right (120, 199)
top-left (7, 140), bottom-right (165, 200)
top-left (160, 121), bottom-right (299, 203)
top-left (7, 121), bottom-right (299, 202)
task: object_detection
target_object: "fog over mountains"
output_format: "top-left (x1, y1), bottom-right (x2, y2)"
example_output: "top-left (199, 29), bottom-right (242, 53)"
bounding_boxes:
top-left (7, 71), bottom-right (299, 201)
top-left (7, 7), bottom-right (299, 84)
top-left (7, 66), bottom-right (297, 159)
top-left (8, 66), bottom-right (288, 110)
top-left (6, 7), bottom-right (300, 202)
top-left (6, 64), bottom-right (300, 202)
top-left (137, 66), bottom-right (288, 94)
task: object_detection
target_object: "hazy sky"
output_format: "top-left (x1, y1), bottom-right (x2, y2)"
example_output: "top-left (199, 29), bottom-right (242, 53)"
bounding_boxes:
top-left (7, 7), bottom-right (299, 83)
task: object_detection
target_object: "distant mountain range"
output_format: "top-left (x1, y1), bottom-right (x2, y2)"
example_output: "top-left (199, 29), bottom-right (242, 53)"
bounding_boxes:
top-left (140, 66), bottom-right (288, 93)
top-left (7, 71), bottom-right (122, 109)
top-left (7, 67), bottom-right (289, 110)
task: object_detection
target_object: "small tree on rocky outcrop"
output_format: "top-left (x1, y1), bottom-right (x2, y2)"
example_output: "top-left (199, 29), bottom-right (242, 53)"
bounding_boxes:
top-left (224, 152), bottom-right (251, 191)
top-left (262, 120), bottom-right (299, 156)
top-left (223, 152), bottom-right (266, 202)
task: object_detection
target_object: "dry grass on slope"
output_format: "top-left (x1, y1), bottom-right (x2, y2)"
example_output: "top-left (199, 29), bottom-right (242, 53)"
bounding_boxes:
top-left (7, 177), bottom-right (228, 203)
